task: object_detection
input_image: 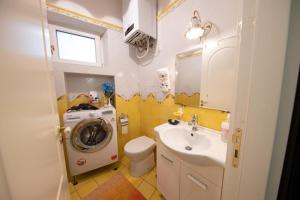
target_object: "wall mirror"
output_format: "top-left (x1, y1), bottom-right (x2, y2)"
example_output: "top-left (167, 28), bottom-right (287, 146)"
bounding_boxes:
top-left (175, 48), bottom-right (202, 107)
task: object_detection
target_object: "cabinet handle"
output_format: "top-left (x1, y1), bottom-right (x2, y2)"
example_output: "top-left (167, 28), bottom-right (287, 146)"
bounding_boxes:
top-left (161, 154), bottom-right (173, 164)
top-left (187, 174), bottom-right (208, 191)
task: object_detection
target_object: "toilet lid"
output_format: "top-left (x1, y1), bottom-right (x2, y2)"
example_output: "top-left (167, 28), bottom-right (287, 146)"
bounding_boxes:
top-left (125, 136), bottom-right (155, 154)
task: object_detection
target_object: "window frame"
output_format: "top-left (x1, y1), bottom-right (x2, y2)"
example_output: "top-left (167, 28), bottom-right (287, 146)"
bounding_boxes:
top-left (49, 25), bottom-right (103, 67)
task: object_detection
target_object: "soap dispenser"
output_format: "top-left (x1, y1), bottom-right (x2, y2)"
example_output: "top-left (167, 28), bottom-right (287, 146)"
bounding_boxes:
top-left (173, 106), bottom-right (184, 120)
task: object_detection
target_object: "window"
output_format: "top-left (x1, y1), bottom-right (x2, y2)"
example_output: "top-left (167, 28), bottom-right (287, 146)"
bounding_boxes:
top-left (56, 31), bottom-right (96, 63)
top-left (49, 25), bottom-right (103, 66)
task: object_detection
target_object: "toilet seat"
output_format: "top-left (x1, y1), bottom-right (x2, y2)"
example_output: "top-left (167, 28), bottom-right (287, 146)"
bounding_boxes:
top-left (124, 136), bottom-right (155, 155)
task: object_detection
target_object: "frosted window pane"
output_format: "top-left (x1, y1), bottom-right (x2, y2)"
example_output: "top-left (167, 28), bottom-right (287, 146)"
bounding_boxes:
top-left (56, 31), bottom-right (97, 63)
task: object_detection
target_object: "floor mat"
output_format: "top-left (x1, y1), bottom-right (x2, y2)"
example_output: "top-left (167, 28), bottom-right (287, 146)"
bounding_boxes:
top-left (82, 172), bottom-right (146, 200)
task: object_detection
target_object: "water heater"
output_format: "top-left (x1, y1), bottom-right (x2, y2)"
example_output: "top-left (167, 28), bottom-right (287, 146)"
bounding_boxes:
top-left (122, 0), bottom-right (157, 46)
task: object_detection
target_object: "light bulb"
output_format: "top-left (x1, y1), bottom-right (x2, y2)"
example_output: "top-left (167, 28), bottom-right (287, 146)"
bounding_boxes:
top-left (185, 27), bottom-right (204, 40)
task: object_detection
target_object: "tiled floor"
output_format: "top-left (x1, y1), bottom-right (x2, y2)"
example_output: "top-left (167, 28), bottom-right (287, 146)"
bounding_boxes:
top-left (69, 156), bottom-right (166, 200)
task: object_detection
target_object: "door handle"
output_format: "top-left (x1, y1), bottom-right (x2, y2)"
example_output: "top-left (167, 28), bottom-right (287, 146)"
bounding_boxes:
top-left (187, 174), bottom-right (208, 191)
top-left (161, 154), bottom-right (173, 164)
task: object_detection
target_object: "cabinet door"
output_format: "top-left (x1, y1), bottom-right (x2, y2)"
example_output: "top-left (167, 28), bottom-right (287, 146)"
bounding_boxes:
top-left (157, 143), bottom-right (180, 200)
top-left (201, 36), bottom-right (238, 111)
top-left (180, 164), bottom-right (222, 200)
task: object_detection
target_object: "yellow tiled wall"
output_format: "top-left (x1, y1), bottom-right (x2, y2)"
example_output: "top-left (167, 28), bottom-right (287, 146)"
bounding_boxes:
top-left (140, 95), bottom-right (178, 139)
top-left (174, 92), bottom-right (200, 108)
top-left (115, 95), bottom-right (141, 157)
top-left (57, 93), bottom-right (227, 157)
top-left (140, 94), bottom-right (227, 139)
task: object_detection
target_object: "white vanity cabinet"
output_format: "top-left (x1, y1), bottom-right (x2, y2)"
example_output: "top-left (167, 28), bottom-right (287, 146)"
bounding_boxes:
top-left (180, 164), bottom-right (222, 200)
top-left (156, 139), bottom-right (224, 200)
top-left (201, 36), bottom-right (238, 111)
top-left (157, 140), bottom-right (180, 200)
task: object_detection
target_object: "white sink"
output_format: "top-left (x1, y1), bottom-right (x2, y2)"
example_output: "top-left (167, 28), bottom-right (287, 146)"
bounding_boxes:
top-left (154, 122), bottom-right (227, 167)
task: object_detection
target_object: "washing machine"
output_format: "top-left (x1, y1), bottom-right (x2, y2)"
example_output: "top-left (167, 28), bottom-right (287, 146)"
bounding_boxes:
top-left (63, 107), bottom-right (118, 181)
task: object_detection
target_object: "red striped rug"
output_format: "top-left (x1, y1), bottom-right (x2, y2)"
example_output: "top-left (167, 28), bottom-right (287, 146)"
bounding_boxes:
top-left (82, 173), bottom-right (146, 200)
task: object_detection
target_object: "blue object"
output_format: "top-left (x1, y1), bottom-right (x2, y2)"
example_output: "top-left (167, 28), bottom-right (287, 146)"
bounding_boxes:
top-left (101, 82), bottom-right (114, 97)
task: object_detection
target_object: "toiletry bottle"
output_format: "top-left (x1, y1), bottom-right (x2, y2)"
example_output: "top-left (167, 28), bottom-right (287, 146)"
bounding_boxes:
top-left (221, 113), bottom-right (230, 142)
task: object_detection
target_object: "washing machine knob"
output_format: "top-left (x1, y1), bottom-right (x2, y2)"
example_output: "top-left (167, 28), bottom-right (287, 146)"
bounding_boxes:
top-left (64, 127), bottom-right (71, 134)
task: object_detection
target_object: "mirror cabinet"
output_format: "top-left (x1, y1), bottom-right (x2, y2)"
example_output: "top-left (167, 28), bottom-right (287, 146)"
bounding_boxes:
top-left (175, 37), bottom-right (237, 111)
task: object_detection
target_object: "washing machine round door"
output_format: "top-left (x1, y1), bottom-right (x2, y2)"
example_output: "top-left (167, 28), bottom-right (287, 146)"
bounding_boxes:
top-left (71, 118), bottom-right (113, 153)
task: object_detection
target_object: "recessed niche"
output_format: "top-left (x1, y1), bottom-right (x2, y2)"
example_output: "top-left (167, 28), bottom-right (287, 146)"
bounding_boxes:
top-left (64, 72), bottom-right (114, 102)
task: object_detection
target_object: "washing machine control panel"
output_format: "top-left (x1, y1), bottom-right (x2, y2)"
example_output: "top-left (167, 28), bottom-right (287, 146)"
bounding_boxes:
top-left (64, 108), bottom-right (115, 123)
top-left (102, 110), bottom-right (113, 115)
top-left (65, 114), bottom-right (81, 120)
top-left (89, 112), bottom-right (97, 117)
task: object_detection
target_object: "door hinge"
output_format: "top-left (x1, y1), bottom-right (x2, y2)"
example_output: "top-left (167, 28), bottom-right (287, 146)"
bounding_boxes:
top-left (232, 128), bottom-right (242, 168)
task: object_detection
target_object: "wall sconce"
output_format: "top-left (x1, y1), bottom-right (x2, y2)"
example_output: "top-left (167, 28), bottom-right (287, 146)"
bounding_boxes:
top-left (185, 10), bottom-right (212, 40)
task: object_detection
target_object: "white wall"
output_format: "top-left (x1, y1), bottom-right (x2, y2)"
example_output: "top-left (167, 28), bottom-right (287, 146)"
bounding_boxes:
top-left (49, 0), bottom-right (240, 100)
top-left (53, 29), bottom-right (140, 99)
top-left (47, 1), bottom-right (140, 99)
top-left (47, 0), bottom-right (122, 26)
top-left (138, 0), bottom-right (240, 101)
top-left (266, 0), bottom-right (300, 198)
top-left (47, 0), bottom-right (141, 98)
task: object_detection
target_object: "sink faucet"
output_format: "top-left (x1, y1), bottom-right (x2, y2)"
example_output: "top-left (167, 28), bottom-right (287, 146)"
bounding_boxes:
top-left (190, 114), bottom-right (199, 131)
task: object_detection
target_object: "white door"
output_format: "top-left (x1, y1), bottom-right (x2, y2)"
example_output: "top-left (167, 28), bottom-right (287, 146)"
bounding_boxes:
top-left (222, 0), bottom-right (291, 199)
top-left (0, 0), bottom-right (69, 200)
top-left (201, 36), bottom-right (238, 111)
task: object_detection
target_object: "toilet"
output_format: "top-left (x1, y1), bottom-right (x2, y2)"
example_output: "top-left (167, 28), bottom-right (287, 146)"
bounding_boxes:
top-left (124, 136), bottom-right (156, 177)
